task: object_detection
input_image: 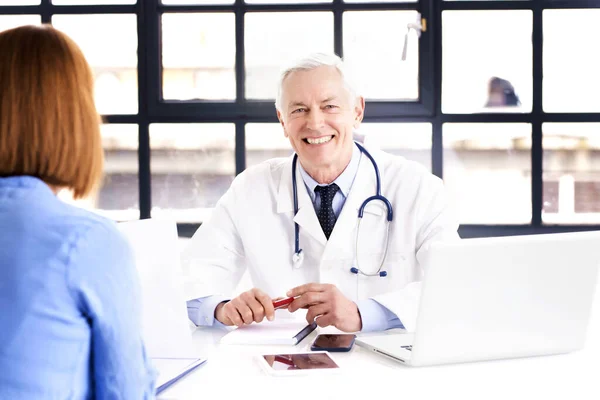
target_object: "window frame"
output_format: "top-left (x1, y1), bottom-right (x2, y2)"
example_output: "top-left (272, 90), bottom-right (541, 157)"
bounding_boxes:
top-left (3, 0), bottom-right (600, 237)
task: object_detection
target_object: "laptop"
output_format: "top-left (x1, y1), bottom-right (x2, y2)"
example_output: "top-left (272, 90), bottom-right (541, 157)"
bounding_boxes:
top-left (118, 219), bottom-right (207, 393)
top-left (356, 231), bottom-right (600, 367)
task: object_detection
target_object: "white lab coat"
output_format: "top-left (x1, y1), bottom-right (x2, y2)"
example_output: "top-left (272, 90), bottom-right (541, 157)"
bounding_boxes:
top-left (181, 145), bottom-right (459, 331)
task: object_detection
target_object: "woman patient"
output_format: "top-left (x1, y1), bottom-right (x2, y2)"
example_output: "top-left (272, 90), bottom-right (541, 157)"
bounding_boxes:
top-left (0, 25), bottom-right (156, 398)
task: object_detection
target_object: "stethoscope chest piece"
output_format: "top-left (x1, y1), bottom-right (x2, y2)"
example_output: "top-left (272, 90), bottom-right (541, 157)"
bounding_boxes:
top-left (292, 250), bottom-right (304, 268)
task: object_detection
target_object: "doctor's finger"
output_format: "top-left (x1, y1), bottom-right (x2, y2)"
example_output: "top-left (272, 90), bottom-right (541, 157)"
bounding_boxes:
top-left (223, 305), bottom-right (243, 327)
top-left (314, 313), bottom-right (334, 328)
top-left (286, 283), bottom-right (328, 297)
top-left (244, 296), bottom-right (266, 323)
top-left (305, 304), bottom-right (328, 324)
top-left (254, 291), bottom-right (275, 321)
top-left (233, 303), bottom-right (255, 325)
top-left (288, 292), bottom-right (323, 312)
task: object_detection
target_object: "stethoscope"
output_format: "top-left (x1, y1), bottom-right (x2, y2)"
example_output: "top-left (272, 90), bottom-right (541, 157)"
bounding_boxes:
top-left (291, 142), bottom-right (393, 277)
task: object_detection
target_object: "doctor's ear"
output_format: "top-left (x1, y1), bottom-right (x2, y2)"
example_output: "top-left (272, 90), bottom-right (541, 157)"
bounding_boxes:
top-left (276, 110), bottom-right (289, 138)
top-left (353, 97), bottom-right (365, 129)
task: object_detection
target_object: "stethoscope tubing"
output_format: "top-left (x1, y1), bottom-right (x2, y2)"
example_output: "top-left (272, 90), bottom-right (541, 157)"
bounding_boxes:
top-left (291, 142), bottom-right (393, 277)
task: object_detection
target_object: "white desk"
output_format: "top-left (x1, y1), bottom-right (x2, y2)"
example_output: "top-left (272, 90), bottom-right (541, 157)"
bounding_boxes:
top-left (158, 295), bottom-right (600, 400)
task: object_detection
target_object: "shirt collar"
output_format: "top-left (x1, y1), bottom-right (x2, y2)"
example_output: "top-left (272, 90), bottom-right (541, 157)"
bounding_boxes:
top-left (0, 175), bottom-right (52, 192)
top-left (298, 143), bottom-right (361, 202)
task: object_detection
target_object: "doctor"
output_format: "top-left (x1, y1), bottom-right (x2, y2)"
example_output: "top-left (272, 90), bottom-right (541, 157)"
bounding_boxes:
top-left (183, 53), bottom-right (459, 333)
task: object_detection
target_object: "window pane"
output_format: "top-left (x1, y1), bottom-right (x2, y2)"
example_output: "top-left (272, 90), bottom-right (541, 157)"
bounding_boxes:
top-left (99, 124), bottom-right (140, 220)
top-left (361, 123), bottom-right (431, 171)
top-left (52, 14), bottom-right (138, 115)
top-left (162, 13), bottom-right (235, 101)
top-left (58, 124), bottom-right (139, 222)
top-left (245, 12), bottom-right (333, 99)
top-left (52, 0), bottom-right (135, 4)
top-left (0, 0), bottom-right (39, 4)
top-left (543, 123), bottom-right (600, 224)
top-left (150, 123), bottom-right (235, 223)
top-left (344, 11), bottom-right (419, 100)
top-left (442, 11), bottom-right (532, 114)
top-left (0, 15), bottom-right (40, 31)
top-left (246, 123), bottom-right (293, 168)
top-left (162, 0), bottom-right (233, 4)
top-left (544, 10), bottom-right (600, 112)
top-left (443, 123), bottom-right (532, 224)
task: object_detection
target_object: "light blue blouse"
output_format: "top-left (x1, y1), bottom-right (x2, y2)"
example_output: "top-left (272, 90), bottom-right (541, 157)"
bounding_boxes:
top-left (0, 176), bottom-right (156, 399)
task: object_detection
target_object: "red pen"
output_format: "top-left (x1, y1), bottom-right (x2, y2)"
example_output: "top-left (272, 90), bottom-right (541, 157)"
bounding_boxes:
top-left (272, 296), bottom-right (295, 310)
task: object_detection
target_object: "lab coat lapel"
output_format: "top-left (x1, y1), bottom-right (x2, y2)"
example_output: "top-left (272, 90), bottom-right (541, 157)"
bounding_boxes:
top-left (276, 155), bottom-right (327, 246)
top-left (323, 147), bottom-right (386, 261)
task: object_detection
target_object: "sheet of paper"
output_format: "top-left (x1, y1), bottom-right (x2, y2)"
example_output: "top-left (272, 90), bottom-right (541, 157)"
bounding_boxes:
top-left (220, 319), bottom-right (312, 345)
top-left (152, 357), bottom-right (206, 392)
top-left (118, 219), bottom-right (193, 358)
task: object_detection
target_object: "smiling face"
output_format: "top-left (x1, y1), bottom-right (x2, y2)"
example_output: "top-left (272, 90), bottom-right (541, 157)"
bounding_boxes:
top-left (277, 65), bottom-right (365, 184)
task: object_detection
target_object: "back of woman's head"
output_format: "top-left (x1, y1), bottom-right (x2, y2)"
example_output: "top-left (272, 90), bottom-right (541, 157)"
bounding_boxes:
top-left (0, 24), bottom-right (103, 198)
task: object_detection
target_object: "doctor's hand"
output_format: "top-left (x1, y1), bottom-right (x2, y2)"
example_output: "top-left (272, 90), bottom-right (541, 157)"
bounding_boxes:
top-left (214, 288), bottom-right (275, 327)
top-left (286, 283), bottom-right (362, 333)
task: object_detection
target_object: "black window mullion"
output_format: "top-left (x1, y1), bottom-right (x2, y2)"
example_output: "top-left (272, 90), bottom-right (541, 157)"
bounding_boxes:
top-left (158, 3), bottom-right (418, 13)
top-left (138, 0), bottom-right (156, 220)
top-left (235, 0), bottom-right (245, 104)
top-left (40, 0), bottom-right (51, 23)
top-left (442, 1), bottom-right (532, 11)
top-left (235, 0), bottom-right (246, 175)
top-left (431, 0), bottom-right (443, 179)
top-left (137, 123), bottom-right (151, 219)
top-left (333, 0), bottom-right (343, 57)
top-left (543, 0), bottom-right (600, 10)
top-left (236, 122), bottom-right (245, 175)
top-left (418, 0), bottom-right (435, 115)
top-left (146, 0), bottom-right (162, 118)
top-left (531, 1), bottom-right (543, 227)
top-left (47, 4), bottom-right (137, 14)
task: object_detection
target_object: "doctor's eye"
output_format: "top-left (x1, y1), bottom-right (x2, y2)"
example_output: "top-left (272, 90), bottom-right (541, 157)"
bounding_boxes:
top-left (291, 108), bottom-right (307, 114)
top-left (324, 104), bottom-right (338, 110)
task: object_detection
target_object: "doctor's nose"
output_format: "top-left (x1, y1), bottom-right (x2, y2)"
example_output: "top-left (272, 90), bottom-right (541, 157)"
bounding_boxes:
top-left (305, 109), bottom-right (325, 131)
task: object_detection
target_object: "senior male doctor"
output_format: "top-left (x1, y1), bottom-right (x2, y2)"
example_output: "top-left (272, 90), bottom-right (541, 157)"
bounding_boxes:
top-left (182, 52), bottom-right (459, 333)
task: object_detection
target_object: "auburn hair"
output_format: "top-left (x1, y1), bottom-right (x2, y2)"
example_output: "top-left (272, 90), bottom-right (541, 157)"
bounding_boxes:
top-left (0, 24), bottom-right (103, 198)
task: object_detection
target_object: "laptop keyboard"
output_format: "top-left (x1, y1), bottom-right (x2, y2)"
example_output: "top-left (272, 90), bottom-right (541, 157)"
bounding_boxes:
top-left (401, 345), bottom-right (413, 351)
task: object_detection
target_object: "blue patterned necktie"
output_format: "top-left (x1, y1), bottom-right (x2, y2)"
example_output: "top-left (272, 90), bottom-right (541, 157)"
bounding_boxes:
top-left (315, 183), bottom-right (339, 240)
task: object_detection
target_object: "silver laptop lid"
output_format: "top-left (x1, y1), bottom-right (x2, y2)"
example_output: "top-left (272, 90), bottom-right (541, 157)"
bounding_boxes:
top-left (410, 231), bottom-right (600, 367)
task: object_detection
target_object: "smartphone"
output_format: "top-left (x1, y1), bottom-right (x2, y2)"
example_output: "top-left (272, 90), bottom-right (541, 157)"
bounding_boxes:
top-left (310, 334), bottom-right (356, 352)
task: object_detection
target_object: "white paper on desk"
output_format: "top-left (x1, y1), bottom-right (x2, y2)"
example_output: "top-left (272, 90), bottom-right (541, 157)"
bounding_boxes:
top-left (118, 219), bottom-right (193, 358)
top-left (220, 319), bottom-right (311, 345)
top-left (152, 357), bottom-right (206, 393)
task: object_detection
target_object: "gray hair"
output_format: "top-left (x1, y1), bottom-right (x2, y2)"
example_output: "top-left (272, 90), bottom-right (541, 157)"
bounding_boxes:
top-left (274, 52), bottom-right (359, 112)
